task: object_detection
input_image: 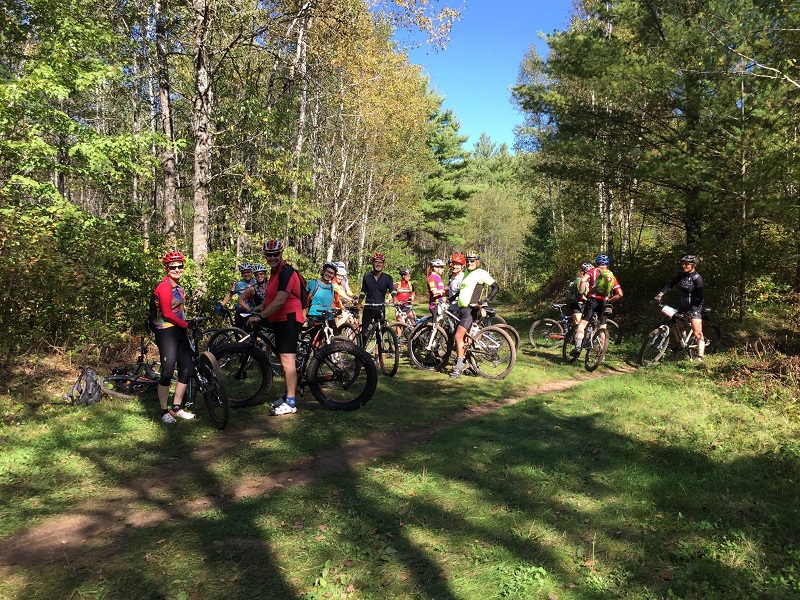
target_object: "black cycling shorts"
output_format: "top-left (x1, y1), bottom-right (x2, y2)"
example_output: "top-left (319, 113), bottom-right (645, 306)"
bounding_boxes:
top-left (154, 326), bottom-right (193, 386)
top-left (581, 297), bottom-right (609, 325)
top-left (457, 306), bottom-right (479, 330)
top-left (272, 314), bottom-right (302, 354)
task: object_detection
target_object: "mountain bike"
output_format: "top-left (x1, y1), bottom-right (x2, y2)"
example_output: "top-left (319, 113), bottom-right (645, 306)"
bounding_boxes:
top-left (211, 318), bottom-right (378, 410)
top-left (528, 303), bottom-right (621, 349)
top-left (561, 310), bottom-right (609, 372)
top-left (358, 303), bottom-right (400, 377)
top-left (637, 301), bottom-right (721, 366)
top-left (392, 302), bottom-right (417, 348)
top-left (408, 303), bottom-right (517, 378)
top-left (100, 317), bottom-right (229, 429)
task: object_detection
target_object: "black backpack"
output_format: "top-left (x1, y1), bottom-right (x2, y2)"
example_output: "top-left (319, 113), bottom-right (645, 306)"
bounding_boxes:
top-left (66, 367), bottom-right (102, 406)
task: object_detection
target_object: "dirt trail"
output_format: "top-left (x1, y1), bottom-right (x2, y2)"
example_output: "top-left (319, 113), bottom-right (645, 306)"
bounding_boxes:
top-left (0, 367), bottom-right (633, 568)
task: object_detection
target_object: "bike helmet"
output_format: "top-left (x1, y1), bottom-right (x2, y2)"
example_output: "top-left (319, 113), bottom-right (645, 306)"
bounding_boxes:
top-left (582, 262), bottom-right (594, 273)
top-left (336, 267), bottom-right (347, 276)
top-left (333, 261), bottom-right (346, 270)
top-left (450, 253), bottom-right (466, 266)
top-left (595, 254), bottom-right (610, 266)
top-left (399, 267), bottom-right (411, 275)
top-left (321, 261), bottom-right (337, 275)
top-left (253, 263), bottom-right (267, 273)
top-left (371, 252), bottom-right (386, 262)
top-left (429, 258), bottom-right (445, 268)
top-left (681, 254), bottom-right (699, 265)
top-left (238, 262), bottom-right (254, 271)
top-left (464, 251), bottom-right (479, 261)
top-left (162, 250), bottom-right (186, 266)
top-left (263, 239), bottom-right (285, 254)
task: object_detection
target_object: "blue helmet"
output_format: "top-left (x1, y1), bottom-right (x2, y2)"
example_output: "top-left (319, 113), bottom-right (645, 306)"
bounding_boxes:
top-left (595, 254), bottom-right (610, 266)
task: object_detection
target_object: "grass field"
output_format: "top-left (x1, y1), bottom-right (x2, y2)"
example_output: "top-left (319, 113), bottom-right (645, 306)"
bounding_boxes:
top-left (1, 318), bottom-right (799, 599)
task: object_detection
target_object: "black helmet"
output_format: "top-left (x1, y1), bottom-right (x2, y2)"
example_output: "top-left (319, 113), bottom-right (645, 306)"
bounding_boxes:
top-left (321, 261), bottom-right (337, 275)
top-left (681, 255), bottom-right (698, 265)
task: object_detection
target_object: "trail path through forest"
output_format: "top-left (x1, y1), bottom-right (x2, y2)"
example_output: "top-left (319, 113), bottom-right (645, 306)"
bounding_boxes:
top-left (0, 366), bottom-right (634, 570)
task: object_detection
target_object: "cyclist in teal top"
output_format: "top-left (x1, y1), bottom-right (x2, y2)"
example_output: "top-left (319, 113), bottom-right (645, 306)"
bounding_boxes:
top-left (451, 251), bottom-right (499, 379)
top-left (307, 262), bottom-right (338, 318)
top-left (218, 262), bottom-right (255, 329)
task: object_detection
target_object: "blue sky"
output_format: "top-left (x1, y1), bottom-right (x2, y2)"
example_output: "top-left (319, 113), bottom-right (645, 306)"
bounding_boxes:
top-left (405, 0), bottom-right (573, 152)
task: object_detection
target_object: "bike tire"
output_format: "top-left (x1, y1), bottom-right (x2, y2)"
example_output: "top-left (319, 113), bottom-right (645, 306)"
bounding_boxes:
top-left (334, 322), bottom-right (360, 346)
top-left (307, 342), bottom-right (378, 411)
top-left (480, 313), bottom-right (507, 327)
top-left (377, 326), bottom-right (400, 377)
top-left (562, 326), bottom-right (578, 364)
top-left (605, 319), bottom-right (622, 345)
top-left (392, 322), bottom-right (414, 349)
top-left (206, 327), bottom-right (248, 351)
top-left (99, 374), bottom-right (159, 401)
top-left (701, 323), bottom-right (721, 355)
top-left (529, 318), bottom-right (564, 349)
top-left (494, 323), bottom-right (521, 350)
top-left (585, 329), bottom-right (608, 372)
top-left (637, 327), bottom-right (668, 366)
top-left (198, 351), bottom-right (229, 429)
top-left (470, 325), bottom-right (516, 379)
top-left (212, 342), bottom-right (272, 407)
top-left (408, 322), bottom-right (452, 371)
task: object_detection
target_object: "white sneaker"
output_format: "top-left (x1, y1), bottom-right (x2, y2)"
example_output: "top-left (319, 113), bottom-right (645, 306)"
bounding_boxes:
top-left (161, 412), bottom-right (177, 424)
top-left (270, 401), bottom-right (297, 416)
top-left (170, 408), bottom-right (196, 420)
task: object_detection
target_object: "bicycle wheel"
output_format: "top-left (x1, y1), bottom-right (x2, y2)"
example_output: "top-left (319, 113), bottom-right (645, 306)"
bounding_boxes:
top-left (377, 326), bottom-right (400, 377)
top-left (562, 326), bottom-right (578, 363)
top-left (307, 342), bottom-right (378, 410)
top-left (469, 325), bottom-right (516, 379)
top-left (99, 374), bottom-right (159, 401)
top-left (480, 313), bottom-right (507, 327)
top-left (392, 322), bottom-right (414, 350)
top-left (334, 322), bottom-right (359, 345)
top-left (637, 327), bottom-right (669, 366)
top-left (408, 323), bottom-right (452, 371)
top-left (605, 319), bottom-right (622, 345)
top-left (585, 329), bottom-right (608, 372)
top-left (213, 343), bottom-right (272, 407)
top-left (493, 323), bottom-right (521, 350)
top-left (198, 351), bottom-right (229, 429)
top-left (206, 327), bottom-right (248, 351)
top-left (529, 318), bottom-right (565, 349)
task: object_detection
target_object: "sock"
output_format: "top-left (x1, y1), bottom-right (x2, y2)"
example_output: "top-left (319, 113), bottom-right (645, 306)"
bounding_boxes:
top-left (285, 396), bottom-right (296, 407)
top-left (171, 404), bottom-right (181, 412)
top-left (573, 334), bottom-right (584, 349)
top-left (161, 408), bottom-right (169, 415)
top-left (454, 357), bottom-right (464, 371)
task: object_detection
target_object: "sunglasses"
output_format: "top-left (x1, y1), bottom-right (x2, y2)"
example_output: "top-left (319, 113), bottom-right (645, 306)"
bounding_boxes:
top-left (466, 260), bottom-right (477, 264)
top-left (167, 264), bottom-right (184, 271)
top-left (264, 253), bottom-right (281, 258)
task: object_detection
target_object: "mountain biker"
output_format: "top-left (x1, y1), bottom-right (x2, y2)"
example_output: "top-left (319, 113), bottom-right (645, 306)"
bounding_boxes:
top-left (447, 253), bottom-right (467, 312)
top-left (394, 267), bottom-right (416, 322)
top-left (427, 258), bottom-right (447, 319)
top-left (307, 262), bottom-right (339, 319)
top-left (251, 240), bottom-right (304, 416)
top-left (238, 263), bottom-right (268, 320)
top-left (332, 265), bottom-right (356, 328)
top-left (656, 254), bottom-right (706, 363)
top-left (151, 251), bottom-right (195, 423)
top-left (566, 263), bottom-right (594, 325)
top-left (358, 253), bottom-right (398, 345)
top-left (569, 254), bottom-right (623, 358)
top-left (218, 262), bottom-right (255, 329)
top-left (451, 252), bottom-right (500, 380)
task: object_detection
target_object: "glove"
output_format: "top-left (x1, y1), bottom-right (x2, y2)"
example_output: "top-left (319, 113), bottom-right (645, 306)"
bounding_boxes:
top-left (214, 301), bottom-right (223, 315)
top-left (480, 300), bottom-right (488, 307)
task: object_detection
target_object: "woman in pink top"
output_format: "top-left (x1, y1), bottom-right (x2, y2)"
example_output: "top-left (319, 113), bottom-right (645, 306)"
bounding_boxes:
top-left (426, 258), bottom-right (446, 319)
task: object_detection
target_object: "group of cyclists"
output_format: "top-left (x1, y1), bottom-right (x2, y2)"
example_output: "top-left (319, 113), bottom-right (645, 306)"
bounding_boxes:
top-left (149, 240), bottom-right (707, 422)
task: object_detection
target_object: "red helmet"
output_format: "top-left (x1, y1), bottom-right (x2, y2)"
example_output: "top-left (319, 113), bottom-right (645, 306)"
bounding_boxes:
top-left (371, 252), bottom-right (385, 262)
top-left (263, 239), bottom-right (285, 254)
top-left (450, 253), bottom-right (466, 266)
top-left (162, 250), bottom-right (185, 265)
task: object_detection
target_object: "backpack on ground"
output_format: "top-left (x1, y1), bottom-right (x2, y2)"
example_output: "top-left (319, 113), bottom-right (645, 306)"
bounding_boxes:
top-left (66, 367), bottom-right (101, 406)
top-left (593, 269), bottom-right (617, 297)
top-left (565, 278), bottom-right (581, 303)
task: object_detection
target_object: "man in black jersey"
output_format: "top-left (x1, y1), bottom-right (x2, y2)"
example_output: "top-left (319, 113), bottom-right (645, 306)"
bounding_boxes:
top-left (358, 253), bottom-right (398, 345)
